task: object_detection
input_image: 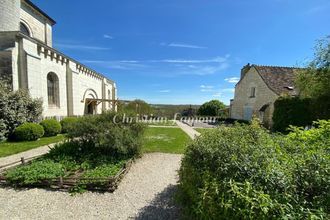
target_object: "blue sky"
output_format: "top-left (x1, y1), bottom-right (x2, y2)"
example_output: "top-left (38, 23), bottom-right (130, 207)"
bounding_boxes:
top-left (34, 0), bottom-right (330, 105)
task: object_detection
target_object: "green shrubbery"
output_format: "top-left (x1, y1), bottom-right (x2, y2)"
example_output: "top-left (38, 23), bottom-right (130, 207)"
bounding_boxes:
top-left (60, 117), bottom-right (78, 133)
top-left (5, 160), bottom-right (66, 185)
top-left (5, 112), bottom-right (146, 191)
top-left (66, 112), bottom-right (146, 157)
top-left (0, 80), bottom-right (43, 140)
top-left (40, 119), bottom-right (62, 137)
top-left (178, 120), bottom-right (330, 219)
top-left (13, 123), bottom-right (45, 141)
top-left (273, 96), bottom-right (313, 133)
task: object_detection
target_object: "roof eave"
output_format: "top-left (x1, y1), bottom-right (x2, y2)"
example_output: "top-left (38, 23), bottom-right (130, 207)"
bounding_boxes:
top-left (23, 0), bottom-right (56, 25)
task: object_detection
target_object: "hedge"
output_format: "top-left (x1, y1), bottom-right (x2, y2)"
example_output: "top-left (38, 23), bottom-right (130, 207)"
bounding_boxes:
top-left (13, 123), bottom-right (44, 141)
top-left (40, 119), bottom-right (62, 137)
top-left (178, 120), bottom-right (330, 219)
top-left (272, 96), bottom-right (313, 133)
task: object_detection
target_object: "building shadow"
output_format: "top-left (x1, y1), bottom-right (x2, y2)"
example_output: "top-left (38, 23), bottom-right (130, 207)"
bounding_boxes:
top-left (133, 184), bottom-right (181, 220)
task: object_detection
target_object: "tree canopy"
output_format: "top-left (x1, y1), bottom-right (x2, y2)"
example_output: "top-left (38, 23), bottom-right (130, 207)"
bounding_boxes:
top-left (197, 100), bottom-right (227, 117)
top-left (296, 37), bottom-right (330, 98)
top-left (295, 37), bottom-right (330, 120)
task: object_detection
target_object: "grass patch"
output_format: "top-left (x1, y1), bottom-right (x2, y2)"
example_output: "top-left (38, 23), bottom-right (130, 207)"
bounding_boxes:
top-left (195, 128), bottom-right (214, 134)
top-left (145, 120), bottom-right (177, 126)
top-left (0, 135), bottom-right (65, 158)
top-left (143, 127), bottom-right (190, 154)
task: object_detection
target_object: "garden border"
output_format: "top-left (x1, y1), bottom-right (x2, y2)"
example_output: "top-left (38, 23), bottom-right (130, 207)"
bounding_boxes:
top-left (0, 157), bottom-right (134, 192)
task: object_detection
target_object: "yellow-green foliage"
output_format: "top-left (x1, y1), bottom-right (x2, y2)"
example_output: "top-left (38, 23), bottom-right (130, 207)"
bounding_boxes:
top-left (178, 120), bottom-right (330, 219)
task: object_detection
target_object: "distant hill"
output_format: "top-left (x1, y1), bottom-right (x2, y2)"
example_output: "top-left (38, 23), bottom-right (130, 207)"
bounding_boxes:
top-left (151, 104), bottom-right (200, 118)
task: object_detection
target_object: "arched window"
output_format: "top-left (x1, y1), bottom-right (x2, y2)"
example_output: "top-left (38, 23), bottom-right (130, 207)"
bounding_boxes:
top-left (47, 72), bottom-right (60, 107)
top-left (20, 22), bottom-right (31, 37)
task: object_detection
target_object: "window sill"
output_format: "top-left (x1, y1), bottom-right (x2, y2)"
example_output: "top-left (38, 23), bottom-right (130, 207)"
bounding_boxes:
top-left (48, 106), bottom-right (61, 109)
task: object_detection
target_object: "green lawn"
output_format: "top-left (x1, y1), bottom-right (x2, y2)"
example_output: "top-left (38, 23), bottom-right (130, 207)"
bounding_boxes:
top-left (142, 127), bottom-right (191, 154)
top-left (0, 135), bottom-right (66, 158)
top-left (146, 120), bottom-right (177, 126)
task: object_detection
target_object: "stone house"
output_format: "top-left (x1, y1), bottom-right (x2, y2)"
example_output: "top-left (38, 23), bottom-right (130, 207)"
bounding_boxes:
top-left (0, 0), bottom-right (117, 118)
top-left (230, 64), bottom-right (300, 128)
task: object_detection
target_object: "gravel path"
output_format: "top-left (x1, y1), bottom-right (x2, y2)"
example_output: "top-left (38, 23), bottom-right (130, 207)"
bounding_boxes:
top-left (175, 121), bottom-right (200, 140)
top-left (0, 153), bottom-right (182, 220)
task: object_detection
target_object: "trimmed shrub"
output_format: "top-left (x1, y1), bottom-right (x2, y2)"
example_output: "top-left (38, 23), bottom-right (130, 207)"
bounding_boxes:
top-left (66, 112), bottom-right (146, 157)
top-left (178, 120), bottom-right (330, 219)
top-left (40, 119), bottom-right (62, 137)
top-left (60, 117), bottom-right (78, 134)
top-left (13, 123), bottom-right (44, 141)
top-left (273, 96), bottom-right (313, 133)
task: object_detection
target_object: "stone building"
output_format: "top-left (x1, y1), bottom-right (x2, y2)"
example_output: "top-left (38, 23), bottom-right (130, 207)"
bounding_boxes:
top-left (0, 0), bottom-right (117, 118)
top-left (230, 64), bottom-right (300, 128)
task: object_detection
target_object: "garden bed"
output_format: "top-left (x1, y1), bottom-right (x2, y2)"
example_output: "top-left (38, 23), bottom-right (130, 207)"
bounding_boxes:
top-left (0, 142), bottom-right (134, 193)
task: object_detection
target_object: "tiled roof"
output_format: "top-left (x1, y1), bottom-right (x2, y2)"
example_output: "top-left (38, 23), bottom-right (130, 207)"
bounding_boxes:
top-left (252, 65), bottom-right (303, 96)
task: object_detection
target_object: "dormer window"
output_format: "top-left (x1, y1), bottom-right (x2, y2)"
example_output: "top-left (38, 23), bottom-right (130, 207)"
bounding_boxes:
top-left (250, 87), bottom-right (256, 98)
top-left (20, 22), bottom-right (31, 37)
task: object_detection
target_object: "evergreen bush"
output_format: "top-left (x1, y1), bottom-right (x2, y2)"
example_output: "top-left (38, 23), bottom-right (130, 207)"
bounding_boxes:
top-left (40, 119), bottom-right (62, 137)
top-left (13, 123), bottom-right (44, 141)
top-left (272, 96), bottom-right (313, 133)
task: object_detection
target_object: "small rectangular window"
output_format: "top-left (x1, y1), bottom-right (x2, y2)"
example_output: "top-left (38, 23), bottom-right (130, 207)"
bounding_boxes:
top-left (250, 87), bottom-right (256, 98)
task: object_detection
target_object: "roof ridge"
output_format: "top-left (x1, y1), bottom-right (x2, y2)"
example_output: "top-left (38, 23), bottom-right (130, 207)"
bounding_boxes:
top-left (252, 64), bottom-right (302, 69)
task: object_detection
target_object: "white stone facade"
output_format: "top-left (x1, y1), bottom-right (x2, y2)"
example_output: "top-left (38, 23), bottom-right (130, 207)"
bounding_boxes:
top-left (0, 0), bottom-right (117, 117)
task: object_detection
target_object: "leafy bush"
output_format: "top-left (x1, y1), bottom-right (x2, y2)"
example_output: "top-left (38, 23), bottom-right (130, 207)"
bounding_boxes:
top-left (197, 100), bottom-right (227, 117)
top-left (13, 123), bottom-right (44, 141)
top-left (5, 160), bottom-right (66, 185)
top-left (273, 96), bottom-right (313, 133)
top-left (0, 80), bottom-right (43, 140)
top-left (0, 119), bottom-right (7, 141)
top-left (178, 120), bottom-right (330, 219)
top-left (66, 112), bottom-right (146, 157)
top-left (60, 117), bottom-right (78, 133)
top-left (40, 119), bottom-right (62, 137)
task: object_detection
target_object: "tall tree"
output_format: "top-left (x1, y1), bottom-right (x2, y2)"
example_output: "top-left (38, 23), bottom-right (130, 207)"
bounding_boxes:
top-left (296, 37), bottom-right (330, 98)
top-left (295, 37), bottom-right (330, 119)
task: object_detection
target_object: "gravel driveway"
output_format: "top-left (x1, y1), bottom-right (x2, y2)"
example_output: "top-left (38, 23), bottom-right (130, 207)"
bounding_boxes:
top-left (0, 153), bottom-right (182, 220)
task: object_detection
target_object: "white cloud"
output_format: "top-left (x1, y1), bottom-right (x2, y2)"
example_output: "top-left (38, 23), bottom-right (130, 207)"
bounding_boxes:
top-left (212, 92), bottom-right (222, 97)
top-left (221, 88), bottom-right (235, 93)
top-left (103, 34), bottom-right (114, 39)
top-left (160, 56), bottom-right (229, 64)
top-left (54, 43), bottom-right (110, 51)
top-left (82, 55), bottom-right (230, 76)
top-left (225, 77), bottom-right (240, 83)
top-left (200, 85), bottom-right (214, 89)
top-left (82, 60), bottom-right (146, 70)
top-left (161, 42), bottom-right (207, 49)
top-left (158, 90), bottom-right (171, 93)
top-left (200, 85), bottom-right (214, 92)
